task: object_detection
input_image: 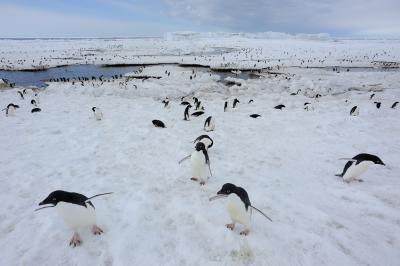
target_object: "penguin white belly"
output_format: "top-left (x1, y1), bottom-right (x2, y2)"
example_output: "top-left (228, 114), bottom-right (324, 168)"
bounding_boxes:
top-left (343, 161), bottom-right (373, 182)
top-left (94, 110), bottom-right (103, 120)
top-left (190, 151), bottom-right (207, 181)
top-left (56, 202), bottom-right (96, 230)
top-left (227, 194), bottom-right (250, 228)
top-left (205, 117), bottom-right (215, 131)
top-left (7, 107), bottom-right (15, 117)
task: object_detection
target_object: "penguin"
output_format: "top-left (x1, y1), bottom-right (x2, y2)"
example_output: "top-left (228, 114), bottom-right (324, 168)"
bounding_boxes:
top-left (209, 183), bottom-right (272, 236)
top-left (204, 116), bottom-right (215, 131)
top-left (391, 101), bottom-right (398, 109)
top-left (195, 100), bottom-right (203, 111)
top-left (249, 114), bottom-right (261, 118)
top-left (181, 101), bottom-right (190, 106)
top-left (17, 91), bottom-right (24, 100)
top-left (31, 108), bottom-right (42, 113)
top-left (274, 104), bottom-right (285, 110)
top-left (193, 134), bottom-right (213, 150)
top-left (92, 107), bottom-right (103, 120)
top-left (152, 119), bottom-right (166, 128)
top-left (304, 102), bottom-right (313, 111)
top-left (4, 103), bottom-right (19, 117)
top-left (184, 104), bottom-right (192, 121)
top-left (374, 102), bottom-right (381, 109)
top-left (290, 89), bottom-right (301, 95)
top-left (248, 99), bottom-right (254, 104)
top-left (350, 105), bottom-right (359, 116)
top-left (36, 190), bottom-right (112, 247)
top-left (31, 99), bottom-right (37, 107)
top-left (369, 93), bottom-right (375, 100)
top-left (232, 99), bottom-right (240, 108)
top-left (191, 111), bottom-right (204, 117)
top-left (224, 101), bottom-right (228, 112)
top-left (162, 98), bottom-right (170, 109)
top-left (193, 97), bottom-right (199, 106)
top-left (335, 153), bottom-right (385, 183)
top-left (190, 142), bottom-right (211, 185)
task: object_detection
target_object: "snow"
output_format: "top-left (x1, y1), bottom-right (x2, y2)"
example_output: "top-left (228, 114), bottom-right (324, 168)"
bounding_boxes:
top-left (0, 36), bottom-right (400, 266)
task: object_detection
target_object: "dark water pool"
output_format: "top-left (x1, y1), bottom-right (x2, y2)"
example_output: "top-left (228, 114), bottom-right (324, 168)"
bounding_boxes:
top-left (0, 64), bottom-right (141, 87)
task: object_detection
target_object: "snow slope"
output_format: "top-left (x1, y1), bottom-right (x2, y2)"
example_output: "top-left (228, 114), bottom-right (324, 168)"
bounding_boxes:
top-left (0, 42), bottom-right (400, 266)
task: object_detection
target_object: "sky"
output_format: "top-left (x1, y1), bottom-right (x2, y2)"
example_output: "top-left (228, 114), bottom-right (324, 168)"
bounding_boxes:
top-left (0, 0), bottom-right (399, 38)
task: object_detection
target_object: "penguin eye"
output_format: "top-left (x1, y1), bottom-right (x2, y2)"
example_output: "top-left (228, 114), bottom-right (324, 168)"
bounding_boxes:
top-left (226, 190), bottom-right (230, 193)
top-left (52, 197), bottom-right (56, 201)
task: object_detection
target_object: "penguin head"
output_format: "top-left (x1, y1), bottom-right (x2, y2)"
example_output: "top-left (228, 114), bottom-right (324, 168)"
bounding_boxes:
top-left (354, 153), bottom-right (385, 166)
top-left (39, 190), bottom-right (67, 206)
top-left (217, 183), bottom-right (237, 195)
top-left (195, 142), bottom-right (206, 152)
top-left (92, 107), bottom-right (97, 112)
top-left (373, 156), bottom-right (385, 165)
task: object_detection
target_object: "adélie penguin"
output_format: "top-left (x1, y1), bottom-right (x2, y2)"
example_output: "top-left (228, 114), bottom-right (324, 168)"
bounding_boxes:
top-left (36, 190), bottom-right (112, 247)
top-left (209, 183), bottom-right (272, 235)
top-left (92, 107), bottom-right (103, 120)
top-left (335, 153), bottom-right (385, 183)
top-left (204, 116), bottom-right (215, 131)
top-left (179, 142), bottom-right (212, 185)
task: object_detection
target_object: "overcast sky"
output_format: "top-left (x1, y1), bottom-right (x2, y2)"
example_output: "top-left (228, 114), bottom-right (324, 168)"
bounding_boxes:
top-left (0, 0), bottom-right (399, 38)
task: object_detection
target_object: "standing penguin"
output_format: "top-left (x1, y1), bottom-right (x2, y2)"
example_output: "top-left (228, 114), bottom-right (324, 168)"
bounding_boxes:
top-left (4, 103), bottom-right (19, 117)
top-left (31, 99), bottom-right (38, 107)
top-left (162, 98), bottom-right (170, 109)
top-left (350, 106), bottom-right (359, 116)
top-left (232, 99), bottom-right (240, 109)
top-left (209, 183), bottom-right (272, 236)
top-left (374, 102), bottom-right (381, 109)
top-left (204, 116), bottom-right (215, 132)
top-left (92, 107), bottom-right (103, 121)
top-left (193, 134), bottom-right (213, 150)
top-left (17, 91), bottom-right (24, 100)
top-left (36, 190), bottom-right (112, 247)
top-left (335, 153), bottom-right (385, 183)
top-left (190, 142), bottom-right (211, 185)
top-left (184, 104), bottom-right (192, 121)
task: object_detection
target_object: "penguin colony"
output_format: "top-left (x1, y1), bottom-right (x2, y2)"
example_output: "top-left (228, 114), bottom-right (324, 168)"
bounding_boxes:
top-left (1, 69), bottom-right (395, 248)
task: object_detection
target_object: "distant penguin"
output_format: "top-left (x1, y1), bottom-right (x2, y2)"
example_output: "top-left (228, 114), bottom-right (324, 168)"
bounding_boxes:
top-left (36, 190), bottom-right (112, 247)
top-left (195, 100), bottom-right (203, 110)
top-left (4, 103), bottom-right (19, 117)
top-left (369, 93), bottom-right (375, 100)
top-left (204, 116), bottom-right (215, 131)
top-left (374, 102), bottom-right (381, 109)
top-left (191, 111), bottom-right (204, 117)
top-left (92, 107), bottom-right (103, 120)
top-left (248, 99), bottom-right (254, 104)
top-left (209, 183), bottom-right (272, 236)
top-left (250, 114), bottom-right (261, 118)
top-left (224, 101), bottom-right (228, 112)
top-left (17, 91), bottom-right (24, 100)
top-left (350, 106), bottom-right (359, 116)
top-left (391, 101), bottom-right (398, 109)
top-left (152, 119), bottom-right (166, 128)
top-left (335, 153), bottom-right (385, 183)
top-left (274, 104), bottom-right (285, 110)
top-left (184, 104), bottom-right (192, 121)
top-left (304, 102), bottom-right (313, 111)
top-left (162, 98), bottom-right (170, 109)
top-left (193, 134), bottom-right (213, 150)
top-left (193, 97), bottom-right (199, 105)
top-left (290, 89), bottom-right (301, 95)
top-left (190, 142), bottom-right (211, 185)
top-left (31, 108), bottom-right (41, 113)
top-left (232, 99), bottom-right (240, 108)
top-left (181, 101), bottom-right (190, 106)
top-left (31, 99), bottom-right (37, 107)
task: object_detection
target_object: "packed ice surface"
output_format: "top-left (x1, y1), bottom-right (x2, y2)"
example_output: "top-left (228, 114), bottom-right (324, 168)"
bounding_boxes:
top-left (0, 35), bottom-right (400, 266)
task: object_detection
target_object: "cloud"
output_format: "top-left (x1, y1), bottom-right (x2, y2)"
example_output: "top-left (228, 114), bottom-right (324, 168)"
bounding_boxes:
top-left (164, 0), bottom-right (400, 36)
top-left (0, 4), bottom-right (181, 37)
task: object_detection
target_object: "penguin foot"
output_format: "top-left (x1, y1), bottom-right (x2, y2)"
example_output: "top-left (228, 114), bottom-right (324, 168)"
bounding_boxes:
top-left (92, 225), bottom-right (103, 235)
top-left (190, 177), bottom-right (198, 181)
top-left (69, 233), bottom-right (82, 247)
top-left (200, 181), bottom-right (205, 186)
top-left (240, 229), bottom-right (250, 236)
top-left (226, 223), bottom-right (235, 230)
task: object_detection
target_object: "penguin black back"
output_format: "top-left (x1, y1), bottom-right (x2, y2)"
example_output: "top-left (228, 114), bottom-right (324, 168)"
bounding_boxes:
top-left (374, 102), bottom-right (381, 109)
top-left (350, 106), bottom-right (357, 115)
top-left (274, 104), bottom-right (285, 110)
top-left (152, 119), bottom-right (166, 128)
top-left (391, 101), bottom-right (398, 109)
top-left (250, 114), bottom-right (261, 118)
top-left (195, 142), bottom-right (209, 164)
top-left (233, 99), bottom-right (240, 108)
top-left (204, 116), bottom-right (212, 127)
top-left (191, 111), bottom-right (204, 117)
top-left (184, 105), bottom-right (192, 120)
top-left (224, 101), bottom-right (228, 112)
top-left (31, 108), bottom-right (41, 113)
